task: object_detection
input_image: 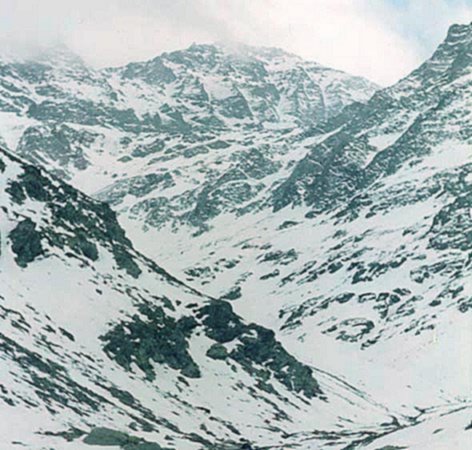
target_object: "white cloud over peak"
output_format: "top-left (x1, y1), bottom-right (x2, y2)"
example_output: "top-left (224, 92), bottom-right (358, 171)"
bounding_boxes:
top-left (0, 0), bottom-right (471, 85)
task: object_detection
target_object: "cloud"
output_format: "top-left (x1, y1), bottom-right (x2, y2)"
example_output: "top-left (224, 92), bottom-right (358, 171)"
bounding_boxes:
top-left (0, 0), bottom-right (471, 85)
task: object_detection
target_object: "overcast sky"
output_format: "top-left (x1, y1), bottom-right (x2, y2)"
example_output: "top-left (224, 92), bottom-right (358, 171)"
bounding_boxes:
top-left (0, 0), bottom-right (471, 85)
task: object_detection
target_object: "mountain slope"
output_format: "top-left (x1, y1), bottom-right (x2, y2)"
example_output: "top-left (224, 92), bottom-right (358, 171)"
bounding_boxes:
top-left (0, 42), bottom-right (378, 230)
top-left (108, 24), bottom-right (472, 446)
top-left (272, 22), bottom-right (472, 212)
top-left (0, 148), bottom-right (407, 449)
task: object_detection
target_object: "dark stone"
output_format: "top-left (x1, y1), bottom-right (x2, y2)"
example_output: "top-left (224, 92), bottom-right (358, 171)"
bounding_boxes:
top-left (221, 286), bottom-right (242, 301)
top-left (83, 427), bottom-right (138, 446)
top-left (206, 343), bottom-right (228, 360)
top-left (9, 218), bottom-right (44, 267)
top-left (198, 301), bottom-right (323, 398)
top-left (101, 304), bottom-right (201, 380)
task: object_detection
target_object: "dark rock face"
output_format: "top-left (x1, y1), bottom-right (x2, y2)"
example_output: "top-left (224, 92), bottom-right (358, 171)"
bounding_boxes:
top-left (84, 428), bottom-right (132, 446)
top-left (429, 190), bottom-right (472, 251)
top-left (221, 286), bottom-right (242, 301)
top-left (6, 165), bottom-right (51, 205)
top-left (68, 232), bottom-right (99, 261)
top-left (183, 148), bottom-right (280, 230)
top-left (206, 343), bottom-right (228, 360)
top-left (199, 301), bottom-right (245, 343)
top-left (9, 219), bottom-right (44, 267)
top-left (100, 296), bottom-right (323, 399)
top-left (2, 148), bottom-right (142, 276)
top-left (83, 427), bottom-right (166, 449)
top-left (101, 303), bottom-right (201, 380)
top-left (198, 301), bottom-right (323, 399)
top-left (98, 172), bottom-right (175, 207)
top-left (16, 125), bottom-right (92, 179)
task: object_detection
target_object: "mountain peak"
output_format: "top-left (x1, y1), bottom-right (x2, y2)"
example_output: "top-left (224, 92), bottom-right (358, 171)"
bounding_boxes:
top-left (212, 40), bottom-right (301, 60)
top-left (439, 21), bottom-right (472, 55)
top-left (383, 20), bottom-right (472, 100)
top-left (447, 21), bottom-right (472, 36)
top-left (0, 41), bottom-right (84, 67)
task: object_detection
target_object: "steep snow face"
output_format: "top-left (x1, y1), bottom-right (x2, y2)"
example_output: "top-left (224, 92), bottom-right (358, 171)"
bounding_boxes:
top-left (107, 42), bottom-right (377, 126)
top-left (0, 42), bottom-right (378, 228)
top-left (0, 149), bottom-right (406, 449)
top-left (271, 23), bottom-right (472, 213)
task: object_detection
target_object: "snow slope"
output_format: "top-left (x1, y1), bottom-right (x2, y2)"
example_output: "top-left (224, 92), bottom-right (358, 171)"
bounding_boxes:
top-left (1, 148), bottom-right (422, 449)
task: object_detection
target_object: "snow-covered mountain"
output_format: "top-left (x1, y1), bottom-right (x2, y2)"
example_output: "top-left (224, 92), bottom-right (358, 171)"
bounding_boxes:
top-left (0, 42), bottom-right (376, 166)
top-left (102, 24), bottom-right (472, 448)
top-left (1, 24), bottom-right (471, 450)
top-left (0, 147), bottom-right (408, 449)
top-left (133, 20), bottom-right (472, 406)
